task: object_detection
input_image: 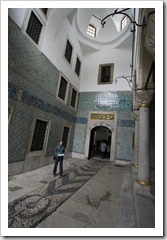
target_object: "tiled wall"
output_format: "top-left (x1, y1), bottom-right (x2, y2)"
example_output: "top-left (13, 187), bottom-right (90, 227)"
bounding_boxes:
top-left (8, 17), bottom-right (76, 166)
top-left (74, 91), bottom-right (135, 162)
top-left (8, 16), bottom-right (154, 171)
top-left (116, 111), bottom-right (135, 162)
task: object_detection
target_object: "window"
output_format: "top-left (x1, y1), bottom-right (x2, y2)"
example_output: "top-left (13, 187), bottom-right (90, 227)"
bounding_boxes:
top-left (121, 16), bottom-right (127, 30)
top-left (98, 64), bottom-right (114, 84)
top-left (30, 119), bottom-right (48, 152)
top-left (132, 132), bottom-right (135, 149)
top-left (41, 8), bottom-right (48, 15)
top-left (70, 88), bottom-right (78, 109)
top-left (25, 9), bottom-right (47, 46)
top-left (64, 39), bottom-right (73, 64)
top-left (62, 126), bottom-right (70, 148)
top-left (58, 75), bottom-right (68, 102)
top-left (87, 24), bottom-right (96, 37)
top-left (75, 57), bottom-right (81, 77)
top-left (26, 11), bottom-right (43, 44)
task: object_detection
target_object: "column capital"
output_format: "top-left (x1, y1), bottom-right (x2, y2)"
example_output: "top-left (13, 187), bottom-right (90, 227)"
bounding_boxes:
top-left (139, 102), bottom-right (150, 108)
top-left (135, 89), bottom-right (154, 108)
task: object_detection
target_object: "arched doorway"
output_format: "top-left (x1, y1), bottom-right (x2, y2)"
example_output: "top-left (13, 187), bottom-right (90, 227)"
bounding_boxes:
top-left (84, 111), bottom-right (117, 162)
top-left (88, 126), bottom-right (111, 159)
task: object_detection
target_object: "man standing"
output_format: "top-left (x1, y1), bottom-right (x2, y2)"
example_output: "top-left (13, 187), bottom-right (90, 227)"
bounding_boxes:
top-left (53, 140), bottom-right (65, 178)
top-left (100, 140), bottom-right (107, 159)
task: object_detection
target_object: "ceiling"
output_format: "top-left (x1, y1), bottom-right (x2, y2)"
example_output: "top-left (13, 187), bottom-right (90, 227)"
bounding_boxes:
top-left (73, 8), bottom-right (133, 51)
top-left (49, 8), bottom-right (134, 54)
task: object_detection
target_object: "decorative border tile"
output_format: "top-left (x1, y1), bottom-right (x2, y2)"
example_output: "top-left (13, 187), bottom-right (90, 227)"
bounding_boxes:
top-left (118, 119), bottom-right (135, 127)
top-left (76, 117), bottom-right (87, 124)
top-left (9, 82), bottom-right (76, 123)
top-left (95, 91), bottom-right (132, 111)
top-left (78, 91), bottom-right (133, 112)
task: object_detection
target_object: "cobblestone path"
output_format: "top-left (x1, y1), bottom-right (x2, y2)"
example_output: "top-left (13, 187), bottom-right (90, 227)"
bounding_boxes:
top-left (8, 159), bottom-right (106, 228)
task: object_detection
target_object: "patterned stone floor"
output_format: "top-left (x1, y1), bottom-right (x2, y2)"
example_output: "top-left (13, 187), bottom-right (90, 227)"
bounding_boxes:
top-left (8, 158), bottom-right (155, 229)
top-left (8, 159), bottom-right (106, 228)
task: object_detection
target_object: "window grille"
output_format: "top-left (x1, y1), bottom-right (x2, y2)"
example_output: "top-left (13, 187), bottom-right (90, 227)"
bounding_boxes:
top-left (98, 64), bottom-right (114, 84)
top-left (71, 88), bottom-right (77, 108)
top-left (101, 66), bottom-right (111, 83)
top-left (62, 126), bottom-right (70, 148)
top-left (64, 39), bottom-right (73, 63)
top-left (26, 11), bottom-right (43, 44)
top-left (87, 24), bottom-right (96, 37)
top-left (58, 76), bottom-right (68, 101)
top-left (121, 16), bottom-right (127, 30)
top-left (75, 57), bottom-right (81, 76)
top-left (30, 119), bottom-right (47, 151)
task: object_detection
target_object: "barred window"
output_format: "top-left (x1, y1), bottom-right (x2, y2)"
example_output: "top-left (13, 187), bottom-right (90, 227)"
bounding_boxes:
top-left (98, 64), bottom-right (114, 84)
top-left (101, 66), bottom-right (111, 82)
top-left (75, 57), bottom-right (81, 77)
top-left (58, 76), bottom-right (68, 101)
top-left (121, 16), bottom-right (127, 30)
top-left (87, 24), bottom-right (96, 37)
top-left (30, 119), bottom-right (48, 151)
top-left (26, 11), bottom-right (43, 44)
top-left (64, 39), bottom-right (73, 63)
top-left (71, 88), bottom-right (77, 109)
top-left (62, 126), bottom-right (70, 148)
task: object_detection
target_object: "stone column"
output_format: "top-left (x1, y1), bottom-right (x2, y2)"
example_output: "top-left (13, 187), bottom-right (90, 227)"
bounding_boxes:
top-left (134, 114), bottom-right (139, 167)
top-left (137, 103), bottom-right (150, 185)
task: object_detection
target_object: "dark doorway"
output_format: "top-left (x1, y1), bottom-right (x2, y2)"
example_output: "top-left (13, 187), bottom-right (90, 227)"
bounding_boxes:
top-left (88, 126), bottom-right (111, 159)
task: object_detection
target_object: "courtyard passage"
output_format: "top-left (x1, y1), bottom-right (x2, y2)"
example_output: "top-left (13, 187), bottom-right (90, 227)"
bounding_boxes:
top-left (8, 158), bottom-right (155, 228)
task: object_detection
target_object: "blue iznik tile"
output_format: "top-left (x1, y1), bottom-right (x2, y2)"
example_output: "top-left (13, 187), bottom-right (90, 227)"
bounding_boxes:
top-left (76, 117), bottom-right (87, 124)
top-left (118, 119), bottom-right (135, 127)
top-left (78, 91), bottom-right (133, 112)
top-left (9, 83), bottom-right (76, 123)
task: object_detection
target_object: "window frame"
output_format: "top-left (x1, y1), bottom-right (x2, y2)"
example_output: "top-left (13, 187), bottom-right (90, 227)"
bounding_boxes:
top-left (75, 56), bottom-right (81, 77)
top-left (61, 125), bottom-right (71, 151)
top-left (87, 24), bottom-right (96, 38)
top-left (57, 73), bottom-right (69, 105)
top-left (98, 63), bottom-right (114, 85)
top-left (41, 8), bottom-right (48, 16)
top-left (22, 8), bottom-right (48, 48)
top-left (120, 16), bottom-right (128, 30)
top-left (27, 116), bottom-right (51, 156)
top-left (64, 37), bottom-right (73, 65)
top-left (26, 11), bottom-right (43, 45)
top-left (70, 86), bottom-right (78, 111)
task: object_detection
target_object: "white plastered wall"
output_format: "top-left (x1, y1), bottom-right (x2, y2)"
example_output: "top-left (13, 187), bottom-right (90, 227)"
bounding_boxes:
top-left (80, 45), bottom-right (132, 92)
top-left (42, 17), bottom-right (83, 90)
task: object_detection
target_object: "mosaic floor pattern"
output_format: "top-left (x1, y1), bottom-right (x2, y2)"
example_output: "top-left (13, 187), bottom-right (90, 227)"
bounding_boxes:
top-left (8, 159), bottom-right (106, 228)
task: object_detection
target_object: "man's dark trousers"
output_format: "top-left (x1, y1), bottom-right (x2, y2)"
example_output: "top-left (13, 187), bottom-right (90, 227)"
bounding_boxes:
top-left (53, 156), bottom-right (63, 176)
